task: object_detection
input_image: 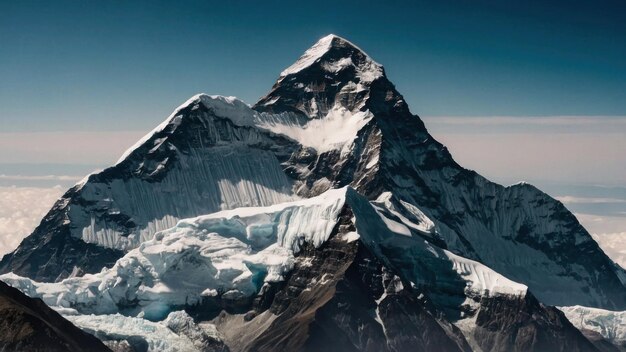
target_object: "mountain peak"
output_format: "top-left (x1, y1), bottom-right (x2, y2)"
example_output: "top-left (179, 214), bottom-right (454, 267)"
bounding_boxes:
top-left (278, 34), bottom-right (383, 83)
top-left (256, 35), bottom-right (393, 118)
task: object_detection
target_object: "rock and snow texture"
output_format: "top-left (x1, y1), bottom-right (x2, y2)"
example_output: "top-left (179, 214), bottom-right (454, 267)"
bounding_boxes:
top-left (278, 34), bottom-right (383, 84)
top-left (0, 187), bottom-right (528, 325)
top-left (560, 305), bottom-right (626, 348)
top-left (61, 311), bottom-right (226, 352)
top-left (0, 94), bottom-right (301, 281)
top-left (255, 34), bottom-right (626, 310)
top-left (0, 189), bottom-right (349, 320)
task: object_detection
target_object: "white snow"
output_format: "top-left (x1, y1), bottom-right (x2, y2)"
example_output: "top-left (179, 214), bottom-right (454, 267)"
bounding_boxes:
top-left (348, 189), bottom-right (528, 297)
top-left (116, 95), bottom-right (255, 164)
top-left (445, 251), bottom-right (528, 296)
top-left (64, 311), bottom-right (223, 352)
top-left (0, 187), bottom-right (349, 320)
top-left (365, 154), bottom-right (379, 169)
top-left (279, 34), bottom-right (383, 83)
top-left (0, 186), bottom-right (526, 335)
top-left (373, 192), bottom-right (436, 235)
top-left (280, 34), bottom-right (335, 77)
top-left (79, 146), bottom-right (296, 250)
top-left (184, 186), bottom-right (348, 252)
top-left (343, 231), bottom-right (360, 243)
top-left (559, 305), bottom-right (626, 346)
top-left (256, 108), bottom-right (373, 153)
top-left (66, 90), bottom-right (377, 251)
top-left (373, 206), bottom-right (412, 237)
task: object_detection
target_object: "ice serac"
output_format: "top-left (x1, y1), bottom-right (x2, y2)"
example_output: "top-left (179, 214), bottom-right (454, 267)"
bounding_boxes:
top-left (254, 34), bottom-right (626, 310)
top-left (0, 95), bottom-right (300, 282)
top-left (63, 311), bottom-right (228, 352)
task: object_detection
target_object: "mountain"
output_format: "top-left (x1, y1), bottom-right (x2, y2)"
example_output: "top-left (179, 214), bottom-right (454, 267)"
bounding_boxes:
top-left (0, 34), bottom-right (624, 351)
top-left (254, 34), bottom-right (626, 310)
top-left (0, 187), bottom-right (598, 351)
top-left (0, 280), bottom-right (110, 351)
top-left (0, 96), bottom-right (300, 282)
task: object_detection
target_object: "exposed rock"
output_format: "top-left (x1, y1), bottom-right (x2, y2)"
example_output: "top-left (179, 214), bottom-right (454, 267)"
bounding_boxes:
top-left (0, 280), bottom-right (110, 352)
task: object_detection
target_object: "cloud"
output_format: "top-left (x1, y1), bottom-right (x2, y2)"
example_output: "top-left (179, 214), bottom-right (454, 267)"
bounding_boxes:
top-left (591, 232), bottom-right (626, 269)
top-left (0, 186), bottom-right (65, 258)
top-left (574, 213), bottom-right (626, 268)
top-left (0, 174), bottom-right (83, 181)
top-left (423, 115), bottom-right (626, 131)
top-left (0, 131), bottom-right (145, 165)
top-left (421, 116), bottom-right (626, 185)
top-left (426, 115), bottom-right (626, 123)
top-left (575, 213), bottom-right (626, 234)
top-left (555, 196), bottom-right (626, 204)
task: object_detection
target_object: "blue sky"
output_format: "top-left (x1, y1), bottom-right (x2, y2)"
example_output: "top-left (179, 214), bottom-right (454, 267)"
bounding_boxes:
top-left (0, 1), bottom-right (625, 259)
top-left (1, 0), bottom-right (625, 132)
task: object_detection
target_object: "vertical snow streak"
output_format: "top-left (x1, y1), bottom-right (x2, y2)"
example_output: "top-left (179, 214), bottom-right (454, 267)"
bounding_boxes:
top-left (80, 147), bottom-right (295, 250)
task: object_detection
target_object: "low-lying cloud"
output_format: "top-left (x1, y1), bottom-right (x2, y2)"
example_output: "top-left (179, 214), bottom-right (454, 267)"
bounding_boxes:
top-left (0, 174), bottom-right (83, 181)
top-left (591, 232), bottom-right (626, 268)
top-left (421, 116), bottom-right (626, 185)
top-left (0, 186), bottom-right (64, 258)
top-left (556, 196), bottom-right (626, 204)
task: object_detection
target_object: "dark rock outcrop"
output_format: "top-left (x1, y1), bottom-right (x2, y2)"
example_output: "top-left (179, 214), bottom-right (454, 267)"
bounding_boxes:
top-left (0, 280), bottom-right (110, 352)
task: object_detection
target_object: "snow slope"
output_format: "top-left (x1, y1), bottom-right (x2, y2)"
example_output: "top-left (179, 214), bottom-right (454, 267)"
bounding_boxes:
top-left (279, 34), bottom-right (383, 83)
top-left (560, 305), bottom-right (626, 347)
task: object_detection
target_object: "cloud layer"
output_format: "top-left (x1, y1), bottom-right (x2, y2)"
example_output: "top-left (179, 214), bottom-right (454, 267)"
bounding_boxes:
top-left (0, 186), bottom-right (64, 258)
top-left (422, 116), bottom-right (626, 185)
top-left (591, 232), bottom-right (626, 268)
top-left (0, 131), bottom-right (144, 165)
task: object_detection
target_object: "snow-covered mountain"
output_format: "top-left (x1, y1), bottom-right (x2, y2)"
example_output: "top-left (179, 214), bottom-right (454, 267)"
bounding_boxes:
top-left (0, 34), bottom-right (624, 351)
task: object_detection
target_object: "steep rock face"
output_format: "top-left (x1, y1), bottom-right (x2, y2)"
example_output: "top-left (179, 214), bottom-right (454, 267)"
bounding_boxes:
top-left (0, 280), bottom-right (110, 352)
top-left (254, 34), bottom-right (626, 310)
top-left (216, 207), bottom-right (473, 352)
top-left (472, 294), bottom-right (598, 352)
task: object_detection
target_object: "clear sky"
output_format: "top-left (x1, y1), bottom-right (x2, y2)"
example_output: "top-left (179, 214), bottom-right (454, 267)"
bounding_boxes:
top-left (0, 1), bottom-right (625, 261)
top-left (1, 0), bottom-right (626, 133)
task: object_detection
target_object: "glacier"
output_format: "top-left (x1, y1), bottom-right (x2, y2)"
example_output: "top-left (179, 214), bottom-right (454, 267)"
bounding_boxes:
top-left (62, 310), bottom-right (226, 352)
top-left (0, 187), bottom-right (528, 326)
top-left (559, 305), bottom-right (626, 348)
